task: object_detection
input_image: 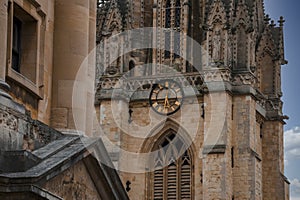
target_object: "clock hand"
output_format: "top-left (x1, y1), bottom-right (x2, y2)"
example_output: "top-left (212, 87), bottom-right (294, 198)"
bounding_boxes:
top-left (164, 89), bottom-right (171, 109)
top-left (164, 95), bottom-right (168, 108)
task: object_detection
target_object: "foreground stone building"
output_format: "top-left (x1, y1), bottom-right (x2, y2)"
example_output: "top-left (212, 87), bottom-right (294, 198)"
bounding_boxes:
top-left (96, 0), bottom-right (290, 199)
top-left (0, 0), bottom-right (128, 199)
top-left (0, 0), bottom-right (290, 199)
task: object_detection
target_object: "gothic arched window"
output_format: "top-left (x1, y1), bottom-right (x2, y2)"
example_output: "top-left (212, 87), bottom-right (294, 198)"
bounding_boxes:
top-left (165, 0), bottom-right (171, 28)
top-left (175, 0), bottom-right (181, 28)
top-left (163, 0), bottom-right (183, 60)
top-left (151, 132), bottom-right (193, 200)
top-left (173, 0), bottom-right (181, 58)
top-left (164, 0), bottom-right (172, 58)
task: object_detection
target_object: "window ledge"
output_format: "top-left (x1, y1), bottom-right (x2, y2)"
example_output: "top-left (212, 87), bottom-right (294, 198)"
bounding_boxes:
top-left (7, 68), bottom-right (42, 99)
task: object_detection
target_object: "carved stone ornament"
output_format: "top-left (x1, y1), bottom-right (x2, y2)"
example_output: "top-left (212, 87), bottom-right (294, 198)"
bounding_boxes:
top-left (232, 73), bottom-right (256, 85)
top-left (203, 69), bottom-right (231, 82)
top-left (0, 111), bottom-right (18, 131)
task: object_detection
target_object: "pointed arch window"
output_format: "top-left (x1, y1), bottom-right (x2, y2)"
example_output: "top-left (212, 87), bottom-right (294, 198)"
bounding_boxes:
top-left (165, 0), bottom-right (171, 28)
top-left (173, 0), bottom-right (181, 59)
top-left (175, 0), bottom-right (181, 28)
top-left (151, 132), bottom-right (193, 200)
top-left (163, 0), bottom-right (183, 60)
top-left (164, 0), bottom-right (172, 58)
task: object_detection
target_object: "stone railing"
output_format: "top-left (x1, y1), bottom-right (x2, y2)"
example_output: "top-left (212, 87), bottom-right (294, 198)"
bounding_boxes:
top-left (202, 68), bottom-right (231, 82)
top-left (96, 68), bottom-right (265, 102)
top-left (96, 68), bottom-right (238, 91)
top-left (97, 71), bottom-right (212, 92)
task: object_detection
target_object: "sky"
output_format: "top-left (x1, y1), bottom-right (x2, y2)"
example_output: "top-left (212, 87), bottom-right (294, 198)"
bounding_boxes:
top-left (264, 0), bottom-right (300, 199)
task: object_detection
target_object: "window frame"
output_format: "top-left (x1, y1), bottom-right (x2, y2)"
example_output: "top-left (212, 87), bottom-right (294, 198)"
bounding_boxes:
top-left (6, 1), bottom-right (45, 98)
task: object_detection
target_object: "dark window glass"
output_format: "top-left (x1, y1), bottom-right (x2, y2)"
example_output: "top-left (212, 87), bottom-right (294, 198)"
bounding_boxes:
top-left (165, 0), bottom-right (171, 28)
top-left (175, 0), bottom-right (181, 28)
top-left (129, 61), bottom-right (135, 76)
top-left (12, 17), bottom-right (22, 73)
top-left (165, 31), bottom-right (171, 58)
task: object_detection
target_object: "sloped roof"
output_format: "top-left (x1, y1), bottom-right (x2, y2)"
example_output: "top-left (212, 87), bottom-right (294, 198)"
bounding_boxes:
top-left (0, 134), bottom-right (129, 200)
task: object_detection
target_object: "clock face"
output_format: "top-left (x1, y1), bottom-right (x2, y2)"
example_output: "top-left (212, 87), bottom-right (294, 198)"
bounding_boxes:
top-left (149, 80), bottom-right (184, 115)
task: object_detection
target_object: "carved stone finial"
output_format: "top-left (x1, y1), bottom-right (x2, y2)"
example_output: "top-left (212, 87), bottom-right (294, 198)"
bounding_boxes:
top-left (264, 14), bottom-right (271, 24)
top-left (278, 16), bottom-right (285, 27)
top-left (270, 20), bottom-right (276, 27)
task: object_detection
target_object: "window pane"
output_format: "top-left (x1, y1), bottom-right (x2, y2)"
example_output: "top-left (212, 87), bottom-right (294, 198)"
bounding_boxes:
top-left (174, 32), bottom-right (180, 58)
top-left (12, 17), bottom-right (22, 72)
top-left (165, 0), bottom-right (171, 28)
top-left (175, 0), bottom-right (181, 28)
top-left (165, 31), bottom-right (171, 58)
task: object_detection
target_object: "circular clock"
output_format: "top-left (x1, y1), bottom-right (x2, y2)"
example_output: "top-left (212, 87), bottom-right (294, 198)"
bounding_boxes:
top-left (149, 80), bottom-right (184, 115)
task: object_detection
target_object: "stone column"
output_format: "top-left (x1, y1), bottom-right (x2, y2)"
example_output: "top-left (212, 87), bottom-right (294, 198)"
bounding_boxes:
top-left (51, 0), bottom-right (96, 135)
top-left (0, 0), bottom-right (11, 99)
top-left (86, 0), bottom-right (97, 135)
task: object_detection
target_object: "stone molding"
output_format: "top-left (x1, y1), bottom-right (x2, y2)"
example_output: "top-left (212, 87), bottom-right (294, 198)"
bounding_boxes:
top-left (202, 145), bottom-right (226, 154)
top-left (0, 101), bottom-right (62, 151)
top-left (232, 72), bottom-right (257, 86)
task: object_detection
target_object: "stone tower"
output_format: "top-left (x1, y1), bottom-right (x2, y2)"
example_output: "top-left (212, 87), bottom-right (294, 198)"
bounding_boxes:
top-left (95, 0), bottom-right (290, 199)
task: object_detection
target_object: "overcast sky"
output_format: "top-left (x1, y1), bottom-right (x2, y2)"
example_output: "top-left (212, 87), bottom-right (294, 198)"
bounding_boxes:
top-left (264, 0), bottom-right (300, 199)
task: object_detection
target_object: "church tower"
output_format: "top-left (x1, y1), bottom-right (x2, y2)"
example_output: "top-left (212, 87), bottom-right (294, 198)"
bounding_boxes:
top-left (95, 0), bottom-right (290, 199)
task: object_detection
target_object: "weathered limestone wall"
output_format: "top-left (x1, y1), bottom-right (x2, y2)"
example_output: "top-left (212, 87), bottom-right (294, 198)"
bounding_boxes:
top-left (44, 160), bottom-right (101, 200)
top-left (202, 92), bottom-right (233, 200)
top-left (262, 121), bottom-right (286, 200)
top-left (131, 0), bottom-right (142, 29)
top-left (232, 95), bottom-right (262, 200)
top-left (97, 97), bottom-right (204, 199)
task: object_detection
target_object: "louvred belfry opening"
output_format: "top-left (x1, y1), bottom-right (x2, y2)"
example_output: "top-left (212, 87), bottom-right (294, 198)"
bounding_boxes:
top-left (150, 132), bottom-right (193, 200)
